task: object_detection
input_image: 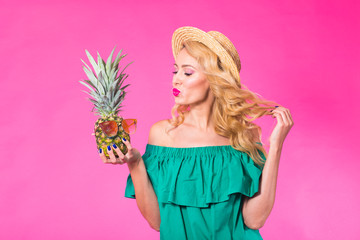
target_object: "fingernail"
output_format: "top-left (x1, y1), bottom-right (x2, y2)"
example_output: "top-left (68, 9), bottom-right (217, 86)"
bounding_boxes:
top-left (122, 138), bottom-right (126, 141)
top-left (113, 144), bottom-right (117, 149)
top-left (107, 145), bottom-right (111, 151)
top-left (99, 148), bottom-right (102, 153)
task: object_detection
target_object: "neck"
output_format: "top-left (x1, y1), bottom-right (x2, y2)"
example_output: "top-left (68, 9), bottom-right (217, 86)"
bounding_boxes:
top-left (184, 92), bottom-right (216, 133)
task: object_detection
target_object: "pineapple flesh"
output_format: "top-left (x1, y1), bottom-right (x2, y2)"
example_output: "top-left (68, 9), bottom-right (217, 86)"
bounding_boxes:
top-left (79, 46), bottom-right (134, 158)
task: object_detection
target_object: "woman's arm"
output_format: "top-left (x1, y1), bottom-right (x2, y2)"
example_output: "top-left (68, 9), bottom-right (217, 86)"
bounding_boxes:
top-left (125, 120), bottom-right (170, 232)
top-left (242, 106), bottom-right (293, 229)
top-left (127, 159), bottom-right (161, 231)
top-left (242, 143), bottom-right (282, 229)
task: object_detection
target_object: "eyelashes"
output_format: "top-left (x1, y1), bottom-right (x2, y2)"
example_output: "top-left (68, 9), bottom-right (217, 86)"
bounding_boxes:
top-left (172, 71), bottom-right (192, 76)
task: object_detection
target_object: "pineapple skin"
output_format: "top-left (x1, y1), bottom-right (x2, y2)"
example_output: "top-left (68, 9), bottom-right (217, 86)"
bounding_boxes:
top-left (94, 114), bottom-right (130, 158)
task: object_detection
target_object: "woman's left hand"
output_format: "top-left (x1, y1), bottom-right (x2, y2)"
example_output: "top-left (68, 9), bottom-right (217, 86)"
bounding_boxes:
top-left (269, 106), bottom-right (294, 147)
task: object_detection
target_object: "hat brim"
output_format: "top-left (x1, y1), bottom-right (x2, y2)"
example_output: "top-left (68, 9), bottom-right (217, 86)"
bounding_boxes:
top-left (171, 26), bottom-right (240, 82)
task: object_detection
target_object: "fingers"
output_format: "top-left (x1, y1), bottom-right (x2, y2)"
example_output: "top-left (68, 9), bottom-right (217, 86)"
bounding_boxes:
top-left (98, 148), bottom-right (111, 164)
top-left (121, 137), bottom-right (132, 151)
top-left (108, 144), bottom-right (127, 165)
top-left (271, 106), bottom-right (294, 127)
top-left (106, 145), bottom-right (118, 164)
top-left (98, 145), bottom-right (125, 165)
top-left (271, 106), bottom-right (280, 119)
top-left (285, 109), bottom-right (294, 125)
top-left (270, 106), bottom-right (279, 118)
top-left (282, 109), bottom-right (292, 126)
top-left (121, 138), bottom-right (137, 163)
top-left (273, 111), bottom-right (285, 125)
top-left (98, 138), bottom-right (132, 165)
top-left (111, 143), bottom-right (126, 164)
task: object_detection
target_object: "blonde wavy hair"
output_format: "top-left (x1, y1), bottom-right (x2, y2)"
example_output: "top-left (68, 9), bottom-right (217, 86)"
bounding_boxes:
top-left (166, 41), bottom-right (280, 168)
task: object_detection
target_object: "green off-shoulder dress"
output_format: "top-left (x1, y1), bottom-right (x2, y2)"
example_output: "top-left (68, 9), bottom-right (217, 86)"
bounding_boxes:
top-left (124, 143), bottom-right (266, 240)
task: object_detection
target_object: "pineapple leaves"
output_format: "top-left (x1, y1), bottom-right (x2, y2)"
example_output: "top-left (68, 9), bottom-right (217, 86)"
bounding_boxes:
top-left (109, 68), bottom-right (119, 83)
top-left (102, 95), bottom-right (112, 113)
top-left (106, 84), bottom-right (114, 105)
top-left (97, 72), bottom-right (106, 95)
top-left (81, 46), bottom-right (133, 116)
top-left (114, 92), bottom-right (125, 111)
top-left (100, 70), bottom-right (109, 90)
top-left (82, 66), bottom-right (100, 88)
top-left (116, 74), bottom-right (127, 89)
top-left (111, 89), bottom-right (122, 107)
top-left (79, 81), bottom-right (97, 95)
top-left (112, 49), bottom-right (124, 70)
top-left (111, 78), bottom-right (121, 91)
top-left (106, 46), bottom-right (116, 75)
top-left (90, 91), bottom-right (102, 103)
top-left (119, 61), bottom-right (134, 76)
top-left (80, 58), bottom-right (92, 72)
top-left (85, 49), bottom-right (100, 76)
top-left (97, 51), bottom-right (106, 73)
top-left (88, 98), bottom-right (99, 105)
top-left (97, 51), bottom-right (109, 85)
top-left (121, 83), bottom-right (130, 91)
top-left (83, 80), bottom-right (97, 91)
top-left (81, 90), bottom-right (101, 103)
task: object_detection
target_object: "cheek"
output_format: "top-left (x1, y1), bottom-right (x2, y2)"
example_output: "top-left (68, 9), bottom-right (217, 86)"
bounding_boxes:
top-left (184, 77), bottom-right (209, 93)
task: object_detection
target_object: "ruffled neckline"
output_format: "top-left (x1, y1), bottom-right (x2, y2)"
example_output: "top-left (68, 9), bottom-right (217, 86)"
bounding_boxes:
top-left (145, 142), bottom-right (262, 155)
top-left (147, 144), bottom-right (233, 148)
top-left (147, 142), bottom-right (262, 149)
top-left (145, 144), bottom-right (235, 156)
top-left (147, 143), bottom-right (231, 149)
top-left (125, 142), bottom-right (265, 207)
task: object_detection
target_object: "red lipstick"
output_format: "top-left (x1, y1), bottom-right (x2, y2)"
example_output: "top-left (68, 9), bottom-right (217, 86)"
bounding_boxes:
top-left (173, 88), bottom-right (180, 96)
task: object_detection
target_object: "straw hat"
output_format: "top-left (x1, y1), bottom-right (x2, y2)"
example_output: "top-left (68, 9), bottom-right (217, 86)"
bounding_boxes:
top-left (171, 26), bottom-right (242, 83)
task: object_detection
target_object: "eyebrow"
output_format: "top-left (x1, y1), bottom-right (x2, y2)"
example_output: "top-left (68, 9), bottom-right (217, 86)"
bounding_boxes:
top-left (173, 64), bottom-right (196, 69)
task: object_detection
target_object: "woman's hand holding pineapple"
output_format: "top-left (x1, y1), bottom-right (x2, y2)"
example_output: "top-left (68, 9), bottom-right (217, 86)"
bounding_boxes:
top-left (99, 138), bottom-right (141, 165)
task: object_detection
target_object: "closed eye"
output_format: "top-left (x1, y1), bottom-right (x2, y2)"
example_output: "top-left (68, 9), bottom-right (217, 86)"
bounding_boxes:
top-left (172, 71), bottom-right (192, 76)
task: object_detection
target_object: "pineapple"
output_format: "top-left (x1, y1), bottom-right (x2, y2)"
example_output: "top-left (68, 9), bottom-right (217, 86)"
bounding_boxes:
top-left (79, 46), bottom-right (134, 158)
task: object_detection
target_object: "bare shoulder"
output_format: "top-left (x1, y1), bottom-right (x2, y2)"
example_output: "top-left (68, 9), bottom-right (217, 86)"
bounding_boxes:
top-left (148, 119), bottom-right (172, 146)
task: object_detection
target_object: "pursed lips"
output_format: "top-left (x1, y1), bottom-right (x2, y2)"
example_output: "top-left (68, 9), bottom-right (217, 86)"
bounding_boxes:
top-left (173, 88), bottom-right (180, 96)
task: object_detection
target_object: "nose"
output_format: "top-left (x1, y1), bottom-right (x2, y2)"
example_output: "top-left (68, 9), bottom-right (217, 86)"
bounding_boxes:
top-left (172, 73), bottom-right (181, 87)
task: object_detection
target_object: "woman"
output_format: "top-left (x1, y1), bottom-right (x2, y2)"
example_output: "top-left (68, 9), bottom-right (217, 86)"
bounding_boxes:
top-left (99, 26), bottom-right (293, 239)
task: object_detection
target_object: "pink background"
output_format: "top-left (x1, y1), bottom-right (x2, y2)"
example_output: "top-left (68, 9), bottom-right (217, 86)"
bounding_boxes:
top-left (1, 0), bottom-right (359, 239)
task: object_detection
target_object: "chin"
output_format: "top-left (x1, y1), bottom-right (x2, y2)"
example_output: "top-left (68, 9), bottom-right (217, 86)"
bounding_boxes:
top-left (174, 99), bottom-right (186, 105)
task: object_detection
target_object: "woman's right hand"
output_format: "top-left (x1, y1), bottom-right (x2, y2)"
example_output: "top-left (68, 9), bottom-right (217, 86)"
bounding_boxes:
top-left (99, 138), bottom-right (141, 165)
